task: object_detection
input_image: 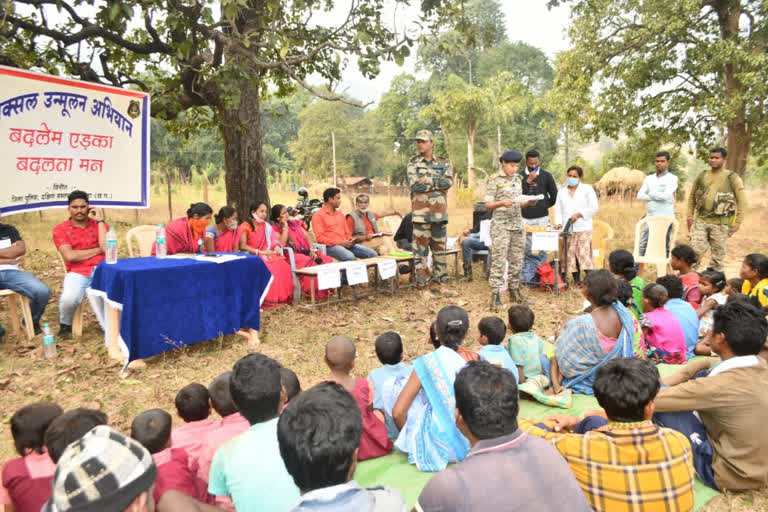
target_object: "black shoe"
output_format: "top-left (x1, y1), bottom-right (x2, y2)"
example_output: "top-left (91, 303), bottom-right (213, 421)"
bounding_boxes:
top-left (462, 264), bottom-right (473, 282)
top-left (58, 324), bottom-right (72, 339)
top-left (490, 291), bottom-right (503, 312)
top-left (509, 288), bottom-right (529, 305)
top-left (0, 325), bottom-right (5, 344)
top-left (33, 323), bottom-right (42, 336)
top-left (399, 264), bottom-right (411, 275)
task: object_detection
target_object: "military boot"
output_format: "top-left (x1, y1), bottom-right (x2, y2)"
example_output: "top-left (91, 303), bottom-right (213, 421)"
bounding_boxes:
top-left (508, 287), bottom-right (529, 305)
top-left (462, 263), bottom-right (473, 281)
top-left (490, 291), bottom-right (504, 312)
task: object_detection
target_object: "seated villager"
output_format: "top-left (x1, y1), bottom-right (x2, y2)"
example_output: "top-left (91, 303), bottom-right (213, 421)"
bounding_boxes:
top-left (277, 382), bottom-right (407, 511)
top-left (384, 305), bottom-right (473, 471)
top-left (270, 204), bottom-right (334, 300)
top-left (654, 301), bottom-right (768, 491)
top-left (520, 357), bottom-right (695, 512)
top-left (311, 188), bottom-right (377, 261)
top-left (694, 269), bottom-right (727, 355)
top-left (0, 403), bottom-right (62, 512)
top-left (670, 244), bottom-right (703, 308)
top-left (740, 253), bottom-right (768, 307)
top-left (44, 408), bottom-right (108, 464)
top-left (368, 331), bottom-right (412, 439)
top-left (204, 206), bottom-right (241, 252)
top-left (240, 201), bottom-right (294, 306)
top-left (394, 212), bottom-right (413, 251)
top-left (170, 383), bottom-right (215, 465)
top-left (549, 269), bottom-right (636, 395)
top-left (656, 274), bottom-right (699, 360)
top-left (417, 361), bottom-right (590, 512)
top-left (157, 202), bottom-right (213, 255)
top-left (324, 335), bottom-right (392, 461)
top-left (53, 190), bottom-right (108, 338)
top-left (345, 194), bottom-right (400, 256)
top-left (609, 249), bottom-right (645, 318)
top-left (641, 284), bottom-right (687, 364)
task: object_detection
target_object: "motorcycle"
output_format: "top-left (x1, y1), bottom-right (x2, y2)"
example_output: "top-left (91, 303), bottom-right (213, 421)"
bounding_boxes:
top-left (286, 187), bottom-right (322, 231)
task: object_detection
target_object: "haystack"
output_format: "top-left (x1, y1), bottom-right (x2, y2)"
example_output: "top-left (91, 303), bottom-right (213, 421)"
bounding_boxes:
top-left (595, 167), bottom-right (646, 198)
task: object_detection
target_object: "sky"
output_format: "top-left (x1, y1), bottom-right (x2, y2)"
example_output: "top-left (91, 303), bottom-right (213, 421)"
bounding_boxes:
top-left (331, 1), bottom-right (572, 105)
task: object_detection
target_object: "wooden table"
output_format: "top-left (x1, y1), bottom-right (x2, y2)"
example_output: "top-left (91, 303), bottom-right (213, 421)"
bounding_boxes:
top-left (293, 255), bottom-right (414, 309)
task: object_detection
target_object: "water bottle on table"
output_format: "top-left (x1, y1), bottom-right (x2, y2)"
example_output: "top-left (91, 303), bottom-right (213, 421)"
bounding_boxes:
top-left (106, 226), bottom-right (118, 264)
top-left (155, 224), bottom-right (167, 259)
top-left (42, 323), bottom-right (57, 359)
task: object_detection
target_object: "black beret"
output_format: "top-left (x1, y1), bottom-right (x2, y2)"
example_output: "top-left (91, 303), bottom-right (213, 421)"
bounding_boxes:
top-left (499, 150), bottom-right (523, 163)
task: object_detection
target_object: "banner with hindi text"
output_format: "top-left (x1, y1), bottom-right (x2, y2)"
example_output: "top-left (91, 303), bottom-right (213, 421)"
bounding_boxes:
top-left (0, 65), bottom-right (150, 216)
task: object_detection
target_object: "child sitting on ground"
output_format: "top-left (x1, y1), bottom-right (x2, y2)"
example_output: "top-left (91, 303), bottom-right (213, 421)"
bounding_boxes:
top-left (280, 368), bottom-right (301, 412)
top-left (642, 284), bottom-right (687, 364)
top-left (740, 253), bottom-right (768, 307)
top-left (476, 316), bottom-right (520, 381)
top-left (616, 279), bottom-right (649, 359)
top-left (325, 335), bottom-right (392, 460)
top-left (171, 383), bottom-right (216, 465)
top-left (131, 408), bottom-right (209, 505)
top-left (670, 244), bottom-right (703, 308)
top-left (609, 249), bottom-right (645, 318)
top-left (430, 321), bottom-right (479, 361)
top-left (368, 331), bottom-right (412, 439)
top-left (695, 269), bottom-right (728, 355)
top-left (725, 277), bottom-right (744, 296)
top-left (506, 305), bottom-right (547, 384)
top-left (1, 403), bottom-right (62, 512)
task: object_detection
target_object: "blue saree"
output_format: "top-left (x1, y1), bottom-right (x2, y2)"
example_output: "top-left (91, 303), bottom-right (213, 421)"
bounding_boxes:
top-left (555, 301), bottom-right (636, 395)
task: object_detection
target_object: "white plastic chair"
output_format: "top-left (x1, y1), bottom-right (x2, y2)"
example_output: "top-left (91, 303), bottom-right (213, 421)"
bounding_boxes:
top-left (126, 225), bottom-right (157, 257)
top-left (0, 289), bottom-right (34, 340)
top-left (632, 216), bottom-right (678, 277)
top-left (56, 251), bottom-right (88, 337)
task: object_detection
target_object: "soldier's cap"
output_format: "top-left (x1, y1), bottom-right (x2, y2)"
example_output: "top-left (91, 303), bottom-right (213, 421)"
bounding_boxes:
top-left (415, 130), bottom-right (433, 142)
top-left (499, 150), bottom-right (523, 163)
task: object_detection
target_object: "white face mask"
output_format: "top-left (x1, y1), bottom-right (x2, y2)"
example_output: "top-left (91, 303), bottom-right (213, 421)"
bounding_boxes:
top-left (227, 220), bottom-right (238, 230)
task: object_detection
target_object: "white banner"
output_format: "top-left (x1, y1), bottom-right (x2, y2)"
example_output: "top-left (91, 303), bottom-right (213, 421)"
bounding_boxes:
top-left (343, 261), bottom-right (369, 286)
top-left (377, 259), bottom-right (397, 280)
top-left (531, 231), bottom-right (559, 252)
top-left (317, 266), bottom-right (341, 291)
top-left (0, 66), bottom-right (150, 216)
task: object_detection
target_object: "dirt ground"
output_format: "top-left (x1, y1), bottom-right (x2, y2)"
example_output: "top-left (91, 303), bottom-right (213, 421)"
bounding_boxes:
top-left (1, 185), bottom-right (767, 510)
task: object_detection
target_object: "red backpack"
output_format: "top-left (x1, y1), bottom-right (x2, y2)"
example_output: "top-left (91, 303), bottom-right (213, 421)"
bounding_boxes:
top-left (536, 262), bottom-right (566, 291)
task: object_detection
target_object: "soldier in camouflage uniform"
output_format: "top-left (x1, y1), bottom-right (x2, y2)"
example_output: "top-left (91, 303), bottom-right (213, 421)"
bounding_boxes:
top-left (484, 150), bottom-right (527, 311)
top-left (407, 130), bottom-right (455, 296)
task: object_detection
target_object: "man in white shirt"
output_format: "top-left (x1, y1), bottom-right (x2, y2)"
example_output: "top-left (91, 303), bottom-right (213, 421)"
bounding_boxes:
top-left (637, 151), bottom-right (678, 258)
top-left (0, 213), bottom-right (51, 341)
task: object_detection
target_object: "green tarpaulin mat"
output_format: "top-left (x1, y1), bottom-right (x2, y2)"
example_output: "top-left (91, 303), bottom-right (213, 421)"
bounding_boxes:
top-left (355, 360), bottom-right (721, 510)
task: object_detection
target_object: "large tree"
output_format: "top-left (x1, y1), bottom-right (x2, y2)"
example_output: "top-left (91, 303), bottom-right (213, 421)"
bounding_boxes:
top-left (0, 0), bottom-right (453, 219)
top-left (549, 0), bottom-right (768, 177)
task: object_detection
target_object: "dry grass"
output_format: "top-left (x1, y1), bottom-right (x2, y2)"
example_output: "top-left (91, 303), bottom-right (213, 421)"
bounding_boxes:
top-left (1, 185), bottom-right (767, 511)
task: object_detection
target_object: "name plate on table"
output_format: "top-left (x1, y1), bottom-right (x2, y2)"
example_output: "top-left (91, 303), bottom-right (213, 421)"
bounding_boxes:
top-left (377, 259), bottom-right (397, 280)
top-left (343, 261), bottom-right (369, 286)
top-left (531, 232), bottom-right (559, 252)
top-left (317, 265), bottom-right (341, 290)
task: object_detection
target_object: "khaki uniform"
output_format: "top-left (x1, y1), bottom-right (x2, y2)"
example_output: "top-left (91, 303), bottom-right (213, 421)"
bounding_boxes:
top-left (686, 170), bottom-right (746, 270)
top-left (407, 154), bottom-right (452, 286)
top-left (484, 170), bottom-right (524, 290)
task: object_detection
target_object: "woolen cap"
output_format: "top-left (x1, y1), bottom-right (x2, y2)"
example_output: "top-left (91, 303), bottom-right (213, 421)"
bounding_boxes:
top-left (44, 425), bottom-right (157, 512)
top-left (500, 150), bottom-right (523, 163)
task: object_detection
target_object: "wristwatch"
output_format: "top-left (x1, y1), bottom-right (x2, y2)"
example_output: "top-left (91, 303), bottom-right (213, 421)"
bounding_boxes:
top-left (97, 220), bottom-right (105, 223)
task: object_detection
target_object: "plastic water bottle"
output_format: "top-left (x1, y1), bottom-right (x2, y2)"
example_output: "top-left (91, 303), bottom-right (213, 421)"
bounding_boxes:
top-left (42, 323), bottom-right (57, 359)
top-left (155, 224), bottom-right (167, 259)
top-left (106, 226), bottom-right (118, 264)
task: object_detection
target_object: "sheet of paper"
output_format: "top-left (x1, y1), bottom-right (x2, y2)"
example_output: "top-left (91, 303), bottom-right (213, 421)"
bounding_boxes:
top-left (165, 253), bottom-right (197, 259)
top-left (377, 259), bottom-right (397, 280)
top-left (317, 266), bottom-right (341, 290)
top-left (446, 237), bottom-right (458, 250)
top-left (343, 261), bottom-right (368, 286)
top-left (515, 194), bottom-right (545, 203)
top-left (531, 231), bottom-right (559, 252)
top-left (479, 219), bottom-right (492, 247)
top-left (194, 254), bottom-right (246, 264)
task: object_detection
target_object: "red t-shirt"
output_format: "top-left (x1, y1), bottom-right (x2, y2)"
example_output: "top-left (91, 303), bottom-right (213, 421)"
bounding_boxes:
top-left (153, 448), bottom-right (210, 504)
top-left (311, 207), bottom-right (351, 246)
top-left (679, 272), bottom-right (702, 309)
top-left (346, 212), bottom-right (380, 236)
top-left (0, 451), bottom-right (56, 512)
top-left (52, 218), bottom-right (106, 277)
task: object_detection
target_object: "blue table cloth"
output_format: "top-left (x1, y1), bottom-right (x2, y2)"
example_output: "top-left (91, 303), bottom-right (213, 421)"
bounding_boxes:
top-left (90, 254), bottom-right (272, 361)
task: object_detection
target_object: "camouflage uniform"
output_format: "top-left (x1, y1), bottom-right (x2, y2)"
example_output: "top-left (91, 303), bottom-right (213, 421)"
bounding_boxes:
top-left (407, 151), bottom-right (453, 287)
top-left (484, 170), bottom-right (524, 290)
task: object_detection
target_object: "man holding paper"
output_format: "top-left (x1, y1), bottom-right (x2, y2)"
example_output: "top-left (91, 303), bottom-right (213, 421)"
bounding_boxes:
top-left (345, 194), bottom-right (400, 256)
top-left (519, 150), bottom-right (558, 284)
top-left (484, 150), bottom-right (529, 311)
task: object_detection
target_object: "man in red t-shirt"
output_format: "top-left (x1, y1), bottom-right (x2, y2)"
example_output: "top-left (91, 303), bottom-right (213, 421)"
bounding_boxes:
top-left (52, 190), bottom-right (107, 338)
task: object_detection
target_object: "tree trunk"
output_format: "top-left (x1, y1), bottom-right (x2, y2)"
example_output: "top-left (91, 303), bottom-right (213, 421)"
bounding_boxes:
top-left (564, 124), bottom-right (570, 168)
top-left (219, 80), bottom-right (269, 223)
top-left (720, 0), bottom-right (750, 179)
top-left (466, 121), bottom-right (476, 188)
top-left (165, 166), bottom-right (173, 223)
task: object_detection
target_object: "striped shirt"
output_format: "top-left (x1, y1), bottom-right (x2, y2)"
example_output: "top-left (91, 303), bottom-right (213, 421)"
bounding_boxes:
top-left (519, 419), bottom-right (695, 512)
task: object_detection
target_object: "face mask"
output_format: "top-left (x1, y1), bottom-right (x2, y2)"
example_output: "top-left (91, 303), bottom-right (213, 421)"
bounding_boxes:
top-left (189, 218), bottom-right (209, 236)
top-left (567, 177), bottom-right (579, 187)
top-left (227, 220), bottom-right (238, 230)
top-left (528, 167), bottom-right (538, 173)
top-left (252, 212), bottom-right (265, 224)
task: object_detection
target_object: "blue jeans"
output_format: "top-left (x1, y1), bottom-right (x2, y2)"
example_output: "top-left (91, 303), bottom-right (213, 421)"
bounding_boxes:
top-left (325, 244), bottom-right (377, 261)
top-left (639, 221), bottom-right (673, 257)
top-left (59, 272), bottom-right (93, 325)
top-left (461, 235), bottom-right (488, 266)
top-left (0, 269), bottom-right (50, 328)
top-left (653, 410), bottom-right (718, 490)
top-left (522, 217), bottom-right (550, 282)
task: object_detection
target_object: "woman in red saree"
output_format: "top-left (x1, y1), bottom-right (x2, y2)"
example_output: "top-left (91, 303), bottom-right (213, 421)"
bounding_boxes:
top-left (239, 201), bottom-right (294, 307)
top-left (270, 204), bottom-right (334, 300)
top-left (156, 202), bottom-right (212, 255)
top-left (204, 206), bottom-right (242, 252)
